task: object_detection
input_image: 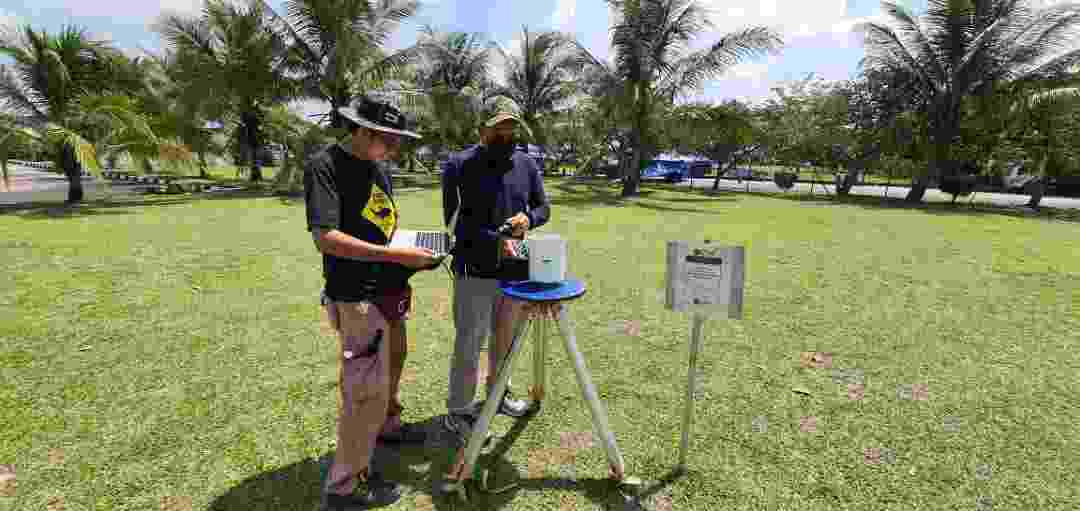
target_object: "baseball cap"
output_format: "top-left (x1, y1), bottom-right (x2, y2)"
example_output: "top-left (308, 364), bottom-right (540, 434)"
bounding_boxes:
top-left (337, 95), bottom-right (421, 139)
top-left (483, 112), bottom-right (523, 127)
top-left (482, 112), bottom-right (533, 137)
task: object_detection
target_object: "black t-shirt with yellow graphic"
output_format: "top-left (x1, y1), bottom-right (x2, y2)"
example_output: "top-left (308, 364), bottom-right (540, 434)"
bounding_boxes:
top-left (304, 143), bottom-right (411, 302)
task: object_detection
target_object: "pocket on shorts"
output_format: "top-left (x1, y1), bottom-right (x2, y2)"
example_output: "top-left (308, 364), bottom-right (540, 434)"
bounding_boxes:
top-left (336, 302), bottom-right (388, 403)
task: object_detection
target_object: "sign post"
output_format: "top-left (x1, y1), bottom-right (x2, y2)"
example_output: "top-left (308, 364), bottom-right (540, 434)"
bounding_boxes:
top-left (665, 240), bottom-right (745, 474)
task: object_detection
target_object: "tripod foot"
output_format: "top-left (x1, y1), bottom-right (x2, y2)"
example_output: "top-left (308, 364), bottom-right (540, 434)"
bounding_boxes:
top-left (480, 469), bottom-right (519, 494)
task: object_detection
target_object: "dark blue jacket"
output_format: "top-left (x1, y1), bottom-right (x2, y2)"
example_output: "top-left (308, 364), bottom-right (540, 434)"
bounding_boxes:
top-left (442, 145), bottom-right (550, 276)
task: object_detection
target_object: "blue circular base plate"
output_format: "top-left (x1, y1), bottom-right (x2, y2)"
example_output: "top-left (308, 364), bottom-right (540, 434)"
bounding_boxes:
top-left (499, 279), bottom-right (586, 303)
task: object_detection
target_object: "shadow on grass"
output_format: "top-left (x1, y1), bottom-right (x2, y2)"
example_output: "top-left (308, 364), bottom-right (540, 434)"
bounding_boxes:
top-left (206, 413), bottom-right (636, 511)
top-left (757, 190), bottom-right (1080, 224)
top-left (551, 181), bottom-right (666, 210)
top-left (0, 189), bottom-right (285, 220)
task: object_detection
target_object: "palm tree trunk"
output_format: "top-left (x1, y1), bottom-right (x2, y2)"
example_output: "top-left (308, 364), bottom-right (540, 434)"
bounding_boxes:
top-left (247, 120), bottom-right (262, 183)
top-left (838, 159), bottom-right (863, 197)
top-left (1027, 150), bottom-right (1050, 209)
top-left (910, 130), bottom-right (953, 203)
top-left (713, 157), bottom-right (736, 191)
top-left (198, 150), bottom-right (209, 179)
top-left (61, 143), bottom-right (84, 204)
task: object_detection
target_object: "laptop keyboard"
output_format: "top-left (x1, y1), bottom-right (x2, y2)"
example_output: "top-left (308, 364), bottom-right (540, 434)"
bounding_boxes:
top-left (416, 231), bottom-right (449, 255)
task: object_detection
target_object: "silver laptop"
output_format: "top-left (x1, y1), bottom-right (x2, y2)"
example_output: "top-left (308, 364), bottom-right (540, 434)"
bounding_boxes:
top-left (389, 229), bottom-right (452, 257)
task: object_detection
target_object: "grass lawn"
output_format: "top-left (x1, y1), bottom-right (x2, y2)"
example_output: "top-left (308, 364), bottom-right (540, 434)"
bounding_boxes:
top-left (2, 180), bottom-right (1078, 510)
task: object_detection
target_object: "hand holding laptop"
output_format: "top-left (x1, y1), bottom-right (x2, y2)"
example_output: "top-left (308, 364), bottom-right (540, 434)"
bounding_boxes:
top-left (394, 246), bottom-right (440, 269)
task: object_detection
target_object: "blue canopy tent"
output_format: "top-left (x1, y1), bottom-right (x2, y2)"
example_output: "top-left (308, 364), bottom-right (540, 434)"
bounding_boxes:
top-left (641, 154), bottom-right (714, 182)
top-left (642, 160), bottom-right (690, 182)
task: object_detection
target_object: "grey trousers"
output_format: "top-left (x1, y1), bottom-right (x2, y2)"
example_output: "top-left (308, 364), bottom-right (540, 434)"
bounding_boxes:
top-left (447, 275), bottom-right (515, 415)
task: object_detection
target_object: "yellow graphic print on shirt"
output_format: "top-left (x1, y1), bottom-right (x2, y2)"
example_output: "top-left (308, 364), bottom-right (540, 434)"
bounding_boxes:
top-left (361, 182), bottom-right (398, 242)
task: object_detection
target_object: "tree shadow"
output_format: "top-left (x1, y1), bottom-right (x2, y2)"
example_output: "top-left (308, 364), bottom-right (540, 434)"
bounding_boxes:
top-left (762, 190), bottom-right (1080, 224)
top-left (205, 413), bottom-right (639, 511)
top-left (631, 202), bottom-right (729, 215)
top-left (550, 181), bottom-right (659, 210)
top-left (1, 189), bottom-right (286, 220)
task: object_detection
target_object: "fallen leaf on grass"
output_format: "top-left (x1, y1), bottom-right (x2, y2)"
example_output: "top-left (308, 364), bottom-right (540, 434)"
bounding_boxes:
top-left (559, 431), bottom-right (595, 451)
top-left (413, 494), bottom-right (435, 511)
top-left (0, 464), bottom-right (15, 497)
top-left (791, 386), bottom-right (812, 396)
top-left (160, 496), bottom-right (192, 511)
top-left (526, 448), bottom-right (575, 479)
top-left (652, 493), bottom-right (674, 511)
top-left (46, 496), bottom-right (64, 511)
top-left (48, 448), bottom-right (65, 466)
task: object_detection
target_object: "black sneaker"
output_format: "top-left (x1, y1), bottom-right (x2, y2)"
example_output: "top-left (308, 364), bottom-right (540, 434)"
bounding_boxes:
top-left (322, 473), bottom-right (401, 510)
top-left (377, 422), bottom-right (426, 444)
top-left (442, 413), bottom-right (477, 437)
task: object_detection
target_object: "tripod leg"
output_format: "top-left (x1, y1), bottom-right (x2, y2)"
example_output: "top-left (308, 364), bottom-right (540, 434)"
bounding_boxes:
top-left (554, 306), bottom-right (626, 480)
top-left (529, 314), bottom-right (548, 405)
top-left (446, 317), bottom-right (532, 488)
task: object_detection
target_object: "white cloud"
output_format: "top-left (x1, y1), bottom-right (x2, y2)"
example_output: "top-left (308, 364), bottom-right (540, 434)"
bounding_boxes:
top-left (489, 38), bottom-right (522, 87)
top-left (551, 0), bottom-right (577, 31)
top-left (90, 31), bottom-right (115, 43)
top-left (724, 62), bottom-right (769, 80)
top-left (702, 0), bottom-right (856, 41)
top-left (32, 0), bottom-right (203, 20)
top-left (0, 8), bottom-right (23, 34)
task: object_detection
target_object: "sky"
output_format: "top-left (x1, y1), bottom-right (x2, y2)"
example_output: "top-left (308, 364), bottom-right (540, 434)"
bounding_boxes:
top-left (0, 0), bottom-right (950, 120)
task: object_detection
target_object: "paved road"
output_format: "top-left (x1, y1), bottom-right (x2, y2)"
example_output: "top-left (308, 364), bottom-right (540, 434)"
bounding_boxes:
top-left (0, 165), bottom-right (159, 206)
top-left (676, 177), bottom-right (1080, 210)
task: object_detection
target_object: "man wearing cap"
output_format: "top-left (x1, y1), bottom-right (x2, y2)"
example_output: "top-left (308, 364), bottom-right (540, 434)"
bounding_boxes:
top-left (305, 95), bottom-right (439, 509)
top-left (440, 112), bottom-right (551, 438)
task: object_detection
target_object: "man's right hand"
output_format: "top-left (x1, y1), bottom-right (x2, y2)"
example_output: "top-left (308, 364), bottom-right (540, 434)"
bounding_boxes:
top-left (394, 247), bottom-right (439, 269)
top-left (501, 239), bottom-right (518, 257)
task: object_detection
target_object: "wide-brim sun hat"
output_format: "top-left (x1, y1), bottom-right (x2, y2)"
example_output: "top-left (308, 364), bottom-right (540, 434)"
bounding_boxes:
top-left (337, 95), bottom-right (422, 140)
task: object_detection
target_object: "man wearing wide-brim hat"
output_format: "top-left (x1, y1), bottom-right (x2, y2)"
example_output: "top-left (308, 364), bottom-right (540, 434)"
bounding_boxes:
top-left (440, 111), bottom-right (550, 441)
top-left (305, 94), bottom-right (438, 510)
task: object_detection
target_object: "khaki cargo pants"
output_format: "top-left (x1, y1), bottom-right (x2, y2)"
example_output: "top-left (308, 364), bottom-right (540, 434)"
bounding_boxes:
top-left (322, 300), bottom-right (394, 497)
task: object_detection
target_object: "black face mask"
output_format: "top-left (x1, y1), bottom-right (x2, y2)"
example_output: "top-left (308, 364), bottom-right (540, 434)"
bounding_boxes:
top-left (486, 134), bottom-right (516, 161)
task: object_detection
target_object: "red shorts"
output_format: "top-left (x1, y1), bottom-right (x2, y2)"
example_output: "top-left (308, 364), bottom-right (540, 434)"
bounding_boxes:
top-left (373, 284), bottom-right (412, 321)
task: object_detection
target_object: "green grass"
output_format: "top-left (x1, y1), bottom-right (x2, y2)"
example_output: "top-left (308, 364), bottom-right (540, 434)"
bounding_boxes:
top-left (2, 180), bottom-right (1079, 510)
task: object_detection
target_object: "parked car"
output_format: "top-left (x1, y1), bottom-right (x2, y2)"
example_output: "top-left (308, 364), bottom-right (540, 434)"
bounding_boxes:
top-left (1002, 160), bottom-right (1038, 192)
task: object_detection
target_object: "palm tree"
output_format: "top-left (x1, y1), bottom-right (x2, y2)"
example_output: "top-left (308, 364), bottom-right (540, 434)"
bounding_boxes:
top-left (666, 100), bottom-right (759, 190)
top-left (0, 26), bottom-right (154, 203)
top-left (994, 74), bottom-right (1080, 208)
top-left (492, 26), bottom-right (579, 157)
top-left (0, 111), bottom-right (44, 191)
top-left (134, 49), bottom-right (223, 178)
top-left (576, 0), bottom-right (783, 197)
top-left (264, 104), bottom-right (318, 193)
top-left (157, 0), bottom-right (295, 182)
top-left (413, 26), bottom-right (510, 152)
top-left (266, 0), bottom-right (419, 129)
top-left (859, 0), bottom-right (1080, 203)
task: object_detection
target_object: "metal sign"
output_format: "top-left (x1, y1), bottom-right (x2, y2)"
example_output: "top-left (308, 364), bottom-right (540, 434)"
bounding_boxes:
top-left (665, 241), bottom-right (745, 319)
top-left (665, 240), bottom-right (745, 474)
